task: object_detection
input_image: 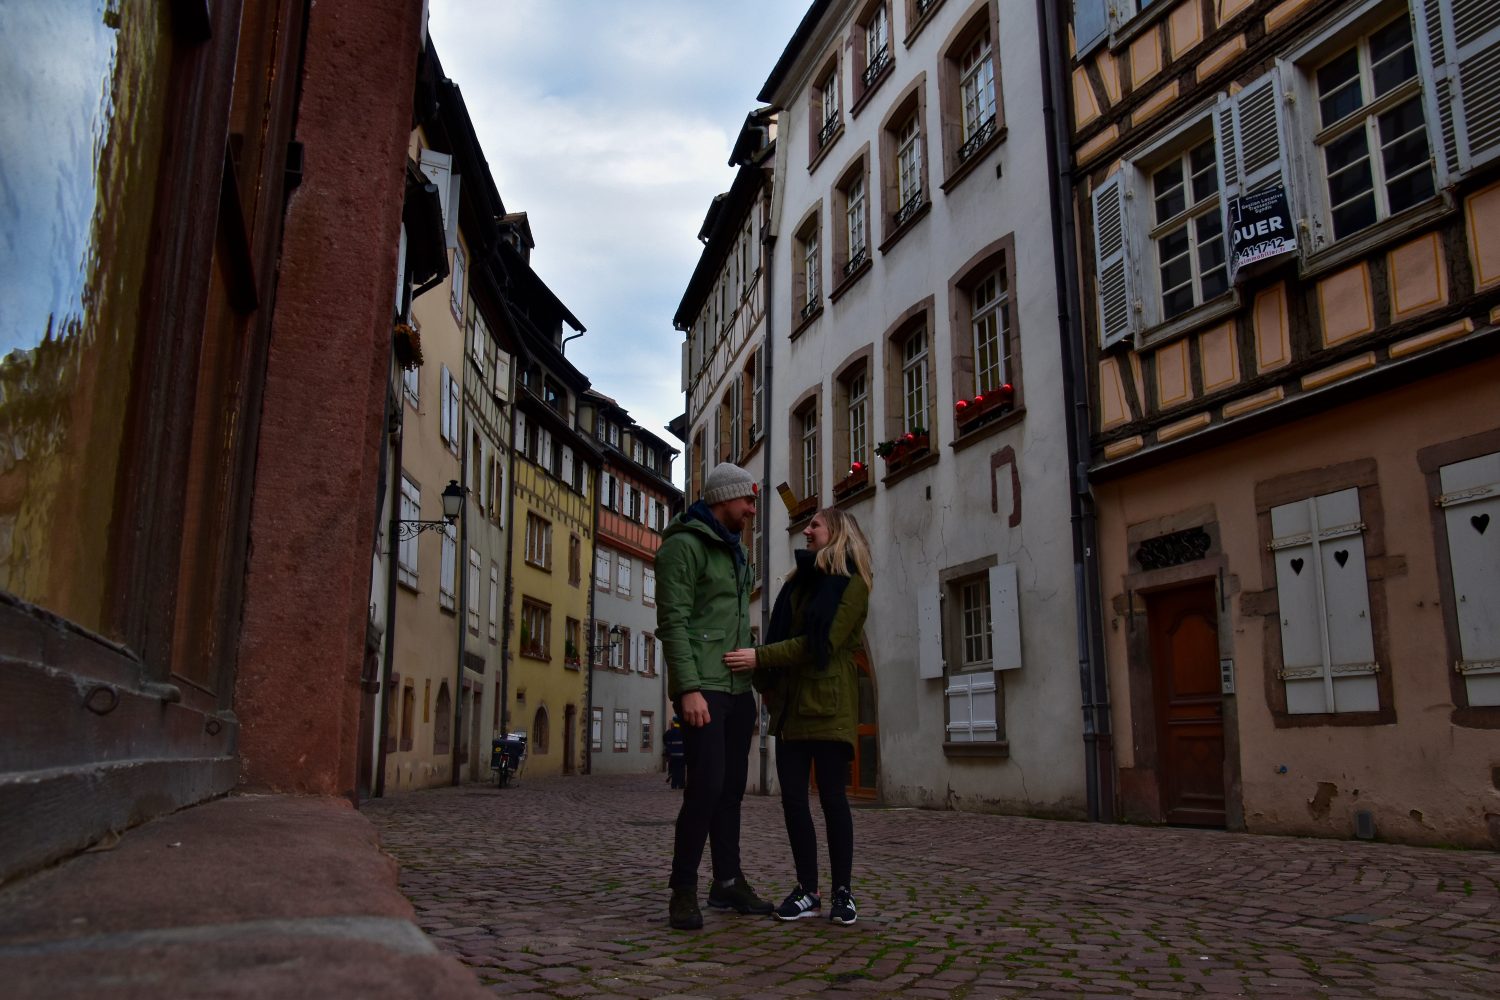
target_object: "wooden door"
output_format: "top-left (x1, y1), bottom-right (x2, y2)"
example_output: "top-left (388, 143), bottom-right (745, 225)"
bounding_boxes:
top-left (1147, 582), bottom-right (1224, 826)
top-left (849, 652), bottom-right (879, 799)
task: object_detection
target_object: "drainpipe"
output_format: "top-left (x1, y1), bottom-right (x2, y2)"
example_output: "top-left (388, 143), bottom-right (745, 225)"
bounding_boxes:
top-left (451, 429), bottom-right (470, 786)
top-left (757, 200), bottom-right (777, 797)
top-left (1038, 0), bottom-right (1114, 822)
top-left (498, 398), bottom-right (520, 747)
top-left (585, 452), bottom-right (601, 776)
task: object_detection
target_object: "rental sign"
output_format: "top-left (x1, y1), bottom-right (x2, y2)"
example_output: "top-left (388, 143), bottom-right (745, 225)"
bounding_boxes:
top-left (1228, 184), bottom-right (1297, 282)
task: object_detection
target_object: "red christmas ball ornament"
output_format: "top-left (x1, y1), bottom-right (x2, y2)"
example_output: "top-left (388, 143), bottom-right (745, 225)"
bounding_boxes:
top-left (955, 399), bottom-right (968, 412)
top-left (903, 432), bottom-right (915, 443)
top-left (972, 393), bottom-right (984, 405)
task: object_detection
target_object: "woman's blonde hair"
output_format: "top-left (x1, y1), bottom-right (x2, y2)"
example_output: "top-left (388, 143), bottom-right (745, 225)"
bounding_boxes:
top-left (811, 507), bottom-right (874, 587)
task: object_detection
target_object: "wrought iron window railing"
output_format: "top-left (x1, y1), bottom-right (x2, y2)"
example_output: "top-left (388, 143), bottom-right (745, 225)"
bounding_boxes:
top-left (862, 46), bottom-right (890, 87)
top-left (800, 294), bottom-right (822, 320)
top-left (915, 0), bottom-right (938, 17)
top-left (894, 188), bottom-right (924, 227)
top-left (843, 246), bottom-right (868, 277)
top-left (818, 113), bottom-right (840, 149)
top-left (957, 114), bottom-right (997, 164)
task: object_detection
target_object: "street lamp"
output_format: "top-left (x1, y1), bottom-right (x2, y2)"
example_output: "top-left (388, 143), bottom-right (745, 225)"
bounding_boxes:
top-left (590, 624), bottom-right (623, 664)
top-left (396, 479), bottom-right (466, 539)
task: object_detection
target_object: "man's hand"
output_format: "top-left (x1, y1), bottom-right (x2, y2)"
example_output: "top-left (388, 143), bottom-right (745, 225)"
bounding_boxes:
top-left (723, 648), bottom-right (758, 672)
top-left (680, 690), bottom-right (710, 727)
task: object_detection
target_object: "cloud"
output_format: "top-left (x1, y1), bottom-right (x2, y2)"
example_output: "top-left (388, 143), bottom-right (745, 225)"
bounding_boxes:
top-left (428, 0), bottom-right (807, 467)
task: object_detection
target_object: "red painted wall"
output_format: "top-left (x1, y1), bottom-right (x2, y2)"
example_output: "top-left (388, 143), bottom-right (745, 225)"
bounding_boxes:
top-left (235, 0), bottom-right (426, 796)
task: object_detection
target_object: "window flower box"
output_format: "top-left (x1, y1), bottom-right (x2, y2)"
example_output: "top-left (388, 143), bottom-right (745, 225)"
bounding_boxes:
top-left (876, 430), bottom-right (931, 475)
top-left (788, 494), bottom-right (819, 523)
top-left (832, 462), bottom-right (870, 499)
top-left (393, 323), bottom-right (423, 370)
top-left (955, 384), bottom-right (1014, 433)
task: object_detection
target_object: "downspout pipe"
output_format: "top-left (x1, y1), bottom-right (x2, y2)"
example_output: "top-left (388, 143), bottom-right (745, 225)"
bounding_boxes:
top-left (1038, 0), bottom-right (1114, 822)
top-left (375, 379), bottom-right (404, 799)
top-left (451, 434), bottom-right (470, 786)
top-left (757, 204), bottom-right (776, 797)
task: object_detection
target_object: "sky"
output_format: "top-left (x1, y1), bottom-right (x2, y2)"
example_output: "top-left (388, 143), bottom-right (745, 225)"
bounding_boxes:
top-left (427, 0), bottom-right (811, 468)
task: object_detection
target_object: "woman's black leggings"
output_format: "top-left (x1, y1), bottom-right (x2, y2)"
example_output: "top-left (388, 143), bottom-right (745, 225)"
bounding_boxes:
top-left (775, 739), bottom-right (853, 894)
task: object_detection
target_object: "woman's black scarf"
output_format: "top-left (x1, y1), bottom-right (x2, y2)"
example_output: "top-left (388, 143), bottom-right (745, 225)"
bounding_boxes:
top-left (766, 548), bottom-right (853, 670)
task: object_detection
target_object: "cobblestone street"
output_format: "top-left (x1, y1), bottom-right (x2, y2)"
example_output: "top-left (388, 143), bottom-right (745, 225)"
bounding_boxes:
top-left (364, 774), bottom-right (1500, 999)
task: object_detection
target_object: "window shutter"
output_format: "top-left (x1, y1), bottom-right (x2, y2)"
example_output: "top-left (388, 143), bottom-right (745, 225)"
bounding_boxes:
top-left (448, 374), bottom-right (461, 446)
top-left (394, 223), bottom-right (408, 319)
top-left (418, 149), bottom-right (454, 232)
top-left (1439, 451), bottom-right (1500, 706)
top-left (445, 172), bottom-right (462, 250)
top-left (1221, 71), bottom-right (1287, 198)
top-left (1421, 0), bottom-right (1500, 175)
top-left (917, 587), bottom-right (944, 679)
top-left (944, 670), bottom-right (997, 742)
top-left (440, 365), bottom-right (452, 443)
top-left (1270, 488), bottom-right (1378, 715)
top-left (1091, 171), bottom-right (1133, 348)
top-left (515, 411), bottom-right (527, 456)
top-left (989, 562), bottom-right (1022, 671)
top-left (562, 446), bottom-right (574, 488)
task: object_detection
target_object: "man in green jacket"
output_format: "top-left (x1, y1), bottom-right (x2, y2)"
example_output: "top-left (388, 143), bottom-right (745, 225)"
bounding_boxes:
top-left (657, 462), bottom-right (773, 930)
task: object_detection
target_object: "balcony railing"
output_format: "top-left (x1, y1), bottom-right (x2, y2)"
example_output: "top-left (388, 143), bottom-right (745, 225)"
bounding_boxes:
top-left (843, 245), bottom-right (868, 277)
top-left (818, 113), bottom-right (840, 148)
top-left (957, 114), bottom-right (997, 164)
top-left (894, 188), bottom-right (924, 228)
top-left (800, 293), bottom-right (822, 320)
top-left (861, 46), bottom-right (890, 87)
top-left (915, 0), bottom-right (938, 16)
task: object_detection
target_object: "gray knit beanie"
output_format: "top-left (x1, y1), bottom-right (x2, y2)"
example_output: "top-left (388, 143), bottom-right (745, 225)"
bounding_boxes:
top-left (703, 462), bottom-right (757, 505)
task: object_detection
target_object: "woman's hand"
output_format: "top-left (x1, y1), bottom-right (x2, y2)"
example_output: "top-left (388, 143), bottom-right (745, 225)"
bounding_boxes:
top-left (723, 647), bottom-right (758, 672)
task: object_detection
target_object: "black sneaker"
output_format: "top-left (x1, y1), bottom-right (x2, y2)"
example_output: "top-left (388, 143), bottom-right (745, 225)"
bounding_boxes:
top-left (668, 888), bottom-right (703, 930)
top-left (707, 875), bottom-right (774, 914)
top-left (829, 886), bottom-right (857, 925)
top-left (773, 885), bottom-right (821, 921)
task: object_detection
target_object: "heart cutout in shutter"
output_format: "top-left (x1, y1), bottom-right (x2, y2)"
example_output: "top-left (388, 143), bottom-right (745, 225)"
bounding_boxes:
top-left (1290, 558), bottom-right (1304, 575)
top-left (1334, 549), bottom-right (1349, 568)
top-left (1474, 512), bottom-right (1491, 535)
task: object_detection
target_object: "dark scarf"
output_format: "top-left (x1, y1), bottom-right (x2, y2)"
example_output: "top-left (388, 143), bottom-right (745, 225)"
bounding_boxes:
top-left (686, 500), bottom-right (745, 567)
top-left (766, 548), bottom-right (853, 671)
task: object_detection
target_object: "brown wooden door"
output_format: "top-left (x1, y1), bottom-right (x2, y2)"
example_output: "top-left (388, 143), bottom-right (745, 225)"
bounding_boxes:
top-left (1147, 582), bottom-right (1224, 826)
top-left (850, 652), bottom-right (879, 799)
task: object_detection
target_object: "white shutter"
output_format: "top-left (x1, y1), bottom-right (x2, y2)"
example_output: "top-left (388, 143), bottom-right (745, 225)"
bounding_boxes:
top-left (445, 172), bottom-right (462, 249)
top-left (945, 670), bottom-right (998, 742)
top-left (1091, 172), bottom-right (1133, 347)
top-left (1221, 71), bottom-right (1287, 198)
top-left (515, 411), bottom-right (527, 457)
top-left (562, 446), bottom-right (575, 488)
top-left (488, 565), bottom-right (499, 640)
top-left (448, 374), bottom-right (461, 446)
top-left (493, 350), bottom-right (511, 402)
top-left (1270, 488), bottom-right (1378, 715)
top-left (989, 563), bottom-right (1022, 672)
top-left (439, 365), bottom-right (452, 444)
top-left (917, 587), bottom-right (944, 679)
top-left (1421, 0), bottom-right (1500, 175)
top-left (394, 222), bottom-right (408, 318)
top-left (539, 429), bottom-right (553, 470)
top-left (418, 149), bottom-right (453, 230)
top-left (1439, 451), bottom-right (1500, 706)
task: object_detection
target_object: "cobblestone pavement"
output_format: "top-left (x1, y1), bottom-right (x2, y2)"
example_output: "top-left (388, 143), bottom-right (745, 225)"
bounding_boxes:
top-left (364, 774), bottom-right (1500, 999)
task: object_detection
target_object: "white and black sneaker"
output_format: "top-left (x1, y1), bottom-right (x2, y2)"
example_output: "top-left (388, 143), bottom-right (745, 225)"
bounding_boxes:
top-left (773, 885), bottom-right (821, 921)
top-left (829, 886), bottom-right (857, 925)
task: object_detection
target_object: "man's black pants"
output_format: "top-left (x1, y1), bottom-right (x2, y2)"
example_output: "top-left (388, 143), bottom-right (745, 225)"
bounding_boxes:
top-left (669, 690), bottom-right (757, 890)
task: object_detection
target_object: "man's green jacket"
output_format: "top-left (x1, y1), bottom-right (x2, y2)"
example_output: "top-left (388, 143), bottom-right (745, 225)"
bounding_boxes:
top-left (655, 510), bottom-right (754, 700)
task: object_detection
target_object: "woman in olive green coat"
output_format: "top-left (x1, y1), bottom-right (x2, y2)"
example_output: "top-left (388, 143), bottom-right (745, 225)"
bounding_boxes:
top-left (724, 508), bottom-right (872, 926)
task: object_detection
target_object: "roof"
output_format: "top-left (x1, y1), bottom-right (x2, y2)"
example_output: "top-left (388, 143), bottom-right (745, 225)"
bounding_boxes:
top-left (757, 0), bottom-right (834, 105)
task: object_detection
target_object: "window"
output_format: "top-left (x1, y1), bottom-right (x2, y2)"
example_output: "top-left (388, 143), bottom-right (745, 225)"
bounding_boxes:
top-left (467, 296), bottom-right (488, 371)
top-left (569, 534), bottom-right (582, 587)
top-left (614, 710), bottom-right (629, 752)
top-left (1311, 14), bottom-right (1434, 242)
top-left (832, 153), bottom-right (871, 286)
top-left (467, 547), bottom-right (481, 632)
top-left (1437, 451), bottom-right (1500, 708)
top-left (450, 244), bottom-right (466, 320)
top-left (960, 577), bottom-right (992, 667)
top-left (532, 706), bottom-right (549, 754)
top-left (617, 556), bottom-right (632, 598)
top-left (564, 616), bottom-right (581, 667)
top-left (970, 266), bottom-right (1010, 395)
top-left (400, 683), bottom-right (414, 751)
top-left (643, 566), bottom-right (657, 607)
top-left (901, 326), bottom-right (929, 434)
top-left (845, 364), bottom-right (870, 471)
top-left (403, 324), bottom-right (421, 404)
top-left (593, 619), bottom-right (612, 668)
top-left (590, 707), bottom-right (603, 753)
top-left (920, 562), bottom-right (1022, 748)
top-left (643, 633), bottom-right (657, 677)
top-left (493, 348), bottom-right (511, 403)
top-left (1150, 137), bottom-right (1228, 322)
top-left (799, 400), bottom-right (820, 502)
top-left (618, 626), bottom-right (633, 671)
top-left (525, 513), bottom-right (553, 570)
top-left (794, 211), bottom-right (822, 323)
top-left (1269, 487), bottom-right (1379, 714)
top-left (398, 476), bottom-right (420, 587)
top-left (880, 79), bottom-right (929, 242)
top-left (439, 523), bottom-right (456, 610)
top-left (640, 711), bottom-right (654, 752)
top-left (488, 563), bottom-right (499, 641)
top-left (520, 598), bottom-right (550, 658)
top-left (957, 28), bottom-right (996, 159)
top-left (857, 2), bottom-right (893, 101)
top-left (813, 60), bottom-right (842, 154)
top-left (727, 375), bottom-right (743, 460)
